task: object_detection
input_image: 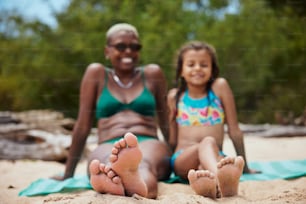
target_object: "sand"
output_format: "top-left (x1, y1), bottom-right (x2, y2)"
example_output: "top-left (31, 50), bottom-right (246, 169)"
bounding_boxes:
top-left (1, 135), bottom-right (306, 204)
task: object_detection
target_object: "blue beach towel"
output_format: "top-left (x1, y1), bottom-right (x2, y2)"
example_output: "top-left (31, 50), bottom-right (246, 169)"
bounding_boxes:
top-left (19, 159), bottom-right (306, 197)
top-left (19, 174), bottom-right (92, 196)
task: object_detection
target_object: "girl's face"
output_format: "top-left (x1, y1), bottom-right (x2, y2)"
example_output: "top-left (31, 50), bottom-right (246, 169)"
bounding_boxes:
top-left (105, 30), bottom-right (141, 71)
top-left (181, 49), bottom-right (212, 87)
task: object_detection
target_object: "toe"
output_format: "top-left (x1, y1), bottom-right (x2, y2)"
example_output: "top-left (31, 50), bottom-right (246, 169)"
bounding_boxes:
top-left (99, 163), bottom-right (106, 172)
top-left (112, 147), bottom-right (119, 154)
top-left (118, 138), bottom-right (127, 148)
top-left (89, 160), bottom-right (101, 175)
top-left (124, 132), bottom-right (138, 147)
top-left (112, 176), bottom-right (121, 184)
top-left (107, 170), bottom-right (116, 178)
top-left (188, 169), bottom-right (197, 182)
top-left (109, 154), bottom-right (118, 163)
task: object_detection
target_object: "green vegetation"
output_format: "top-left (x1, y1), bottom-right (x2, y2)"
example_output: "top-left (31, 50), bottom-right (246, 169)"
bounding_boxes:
top-left (1, 0), bottom-right (305, 123)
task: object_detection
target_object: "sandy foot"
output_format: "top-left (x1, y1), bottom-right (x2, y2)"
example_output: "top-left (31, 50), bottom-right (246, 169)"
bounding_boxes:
top-left (89, 159), bottom-right (125, 195)
top-left (217, 156), bottom-right (245, 197)
top-left (109, 132), bottom-right (148, 197)
top-left (188, 169), bottom-right (217, 199)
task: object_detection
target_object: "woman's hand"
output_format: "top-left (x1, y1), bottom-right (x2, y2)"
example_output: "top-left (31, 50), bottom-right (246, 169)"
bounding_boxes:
top-left (51, 174), bottom-right (66, 181)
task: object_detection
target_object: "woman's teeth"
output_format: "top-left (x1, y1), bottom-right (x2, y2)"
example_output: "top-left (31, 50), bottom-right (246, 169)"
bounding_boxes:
top-left (122, 58), bottom-right (132, 63)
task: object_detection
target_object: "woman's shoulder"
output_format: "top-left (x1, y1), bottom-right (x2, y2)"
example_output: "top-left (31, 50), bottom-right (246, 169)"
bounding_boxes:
top-left (86, 63), bottom-right (105, 72)
top-left (142, 64), bottom-right (166, 89)
top-left (84, 63), bottom-right (107, 77)
top-left (142, 64), bottom-right (163, 77)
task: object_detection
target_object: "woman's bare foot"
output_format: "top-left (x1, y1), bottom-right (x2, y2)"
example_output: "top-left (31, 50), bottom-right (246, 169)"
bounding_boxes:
top-left (188, 169), bottom-right (217, 199)
top-left (216, 156), bottom-right (245, 197)
top-left (89, 159), bottom-right (125, 196)
top-left (109, 132), bottom-right (148, 197)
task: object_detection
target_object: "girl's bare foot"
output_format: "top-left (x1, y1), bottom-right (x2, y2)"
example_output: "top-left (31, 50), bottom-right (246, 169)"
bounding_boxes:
top-left (216, 156), bottom-right (244, 197)
top-left (188, 169), bottom-right (217, 199)
top-left (109, 132), bottom-right (148, 197)
top-left (89, 159), bottom-right (124, 196)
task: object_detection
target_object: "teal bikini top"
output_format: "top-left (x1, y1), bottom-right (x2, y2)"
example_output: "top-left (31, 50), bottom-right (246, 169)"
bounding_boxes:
top-left (96, 68), bottom-right (156, 119)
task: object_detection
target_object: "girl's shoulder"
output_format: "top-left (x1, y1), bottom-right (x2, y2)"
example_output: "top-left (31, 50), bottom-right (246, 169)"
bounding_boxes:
top-left (212, 77), bottom-right (228, 87)
top-left (167, 88), bottom-right (178, 99)
top-left (211, 77), bottom-right (230, 97)
top-left (167, 88), bottom-right (179, 107)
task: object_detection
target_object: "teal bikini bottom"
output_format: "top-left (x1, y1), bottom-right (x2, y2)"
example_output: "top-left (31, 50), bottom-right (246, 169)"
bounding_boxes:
top-left (102, 135), bottom-right (157, 145)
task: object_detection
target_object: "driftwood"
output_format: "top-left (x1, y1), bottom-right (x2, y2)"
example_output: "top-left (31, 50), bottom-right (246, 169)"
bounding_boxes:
top-left (0, 130), bottom-right (70, 161)
top-left (0, 110), bottom-right (98, 161)
top-left (1, 110), bottom-right (306, 161)
top-left (226, 123), bottom-right (306, 137)
top-left (0, 110), bottom-right (78, 161)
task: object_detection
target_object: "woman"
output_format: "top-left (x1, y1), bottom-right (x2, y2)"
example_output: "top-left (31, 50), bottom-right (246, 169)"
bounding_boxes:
top-left (55, 23), bottom-right (171, 199)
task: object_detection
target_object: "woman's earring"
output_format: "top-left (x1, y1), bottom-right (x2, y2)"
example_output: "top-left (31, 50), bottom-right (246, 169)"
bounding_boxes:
top-left (105, 56), bottom-right (109, 60)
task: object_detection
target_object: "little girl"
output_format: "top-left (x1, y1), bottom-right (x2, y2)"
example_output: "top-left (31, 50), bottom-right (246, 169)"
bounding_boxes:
top-left (167, 41), bottom-right (258, 199)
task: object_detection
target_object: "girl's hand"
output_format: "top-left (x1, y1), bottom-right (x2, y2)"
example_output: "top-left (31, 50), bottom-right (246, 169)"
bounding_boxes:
top-left (244, 167), bottom-right (261, 174)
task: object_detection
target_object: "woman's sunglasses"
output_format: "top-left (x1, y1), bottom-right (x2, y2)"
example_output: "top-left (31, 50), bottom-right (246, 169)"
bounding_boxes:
top-left (108, 43), bottom-right (142, 52)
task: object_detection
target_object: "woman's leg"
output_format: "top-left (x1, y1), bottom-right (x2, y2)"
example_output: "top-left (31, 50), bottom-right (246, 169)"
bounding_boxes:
top-left (88, 143), bottom-right (125, 195)
top-left (138, 139), bottom-right (172, 198)
top-left (89, 133), bottom-right (172, 198)
top-left (109, 133), bottom-right (148, 197)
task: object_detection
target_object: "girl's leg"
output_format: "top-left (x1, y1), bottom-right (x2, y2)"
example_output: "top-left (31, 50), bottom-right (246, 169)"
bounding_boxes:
top-left (187, 169), bottom-right (217, 199)
top-left (173, 143), bottom-right (218, 199)
top-left (217, 156), bottom-right (244, 197)
top-left (198, 136), bottom-right (245, 197)
top-left (172, 145), bottom-right (201, 179)
top-left (198, 136), bottom-right (221, 173)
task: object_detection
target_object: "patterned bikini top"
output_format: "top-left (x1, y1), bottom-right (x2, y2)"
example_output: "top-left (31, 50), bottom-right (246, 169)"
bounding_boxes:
top-left (176, 89), bottom-right (225, 126)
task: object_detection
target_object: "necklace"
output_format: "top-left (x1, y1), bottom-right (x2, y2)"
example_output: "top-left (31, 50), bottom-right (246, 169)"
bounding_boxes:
top-left (111, 70), bottom-right (135, 89)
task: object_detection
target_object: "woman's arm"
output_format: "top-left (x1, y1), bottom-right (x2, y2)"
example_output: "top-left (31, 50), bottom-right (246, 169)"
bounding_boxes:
top-left (60, 63), bottom-right (102, 179)
top-left (145, 64), bottom-right (169, 143)
top-left (167, 88), bottom-right (178, 151)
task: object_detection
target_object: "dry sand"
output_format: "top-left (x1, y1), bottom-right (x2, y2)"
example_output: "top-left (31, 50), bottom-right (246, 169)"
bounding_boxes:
top-left (1, 135), bottom-right (306, 204)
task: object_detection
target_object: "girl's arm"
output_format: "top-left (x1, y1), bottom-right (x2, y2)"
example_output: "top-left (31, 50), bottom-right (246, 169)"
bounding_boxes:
top-left (213, 78), bottom-right (259, 173)
top-left (167, 88), bottom-right (178, 151)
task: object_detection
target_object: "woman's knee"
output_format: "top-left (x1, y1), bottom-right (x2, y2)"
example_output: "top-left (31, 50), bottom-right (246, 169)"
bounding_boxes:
top-left (88, 144), bottom-right (112, 163)
top-left (140, 144), bottom-right (171, 180)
